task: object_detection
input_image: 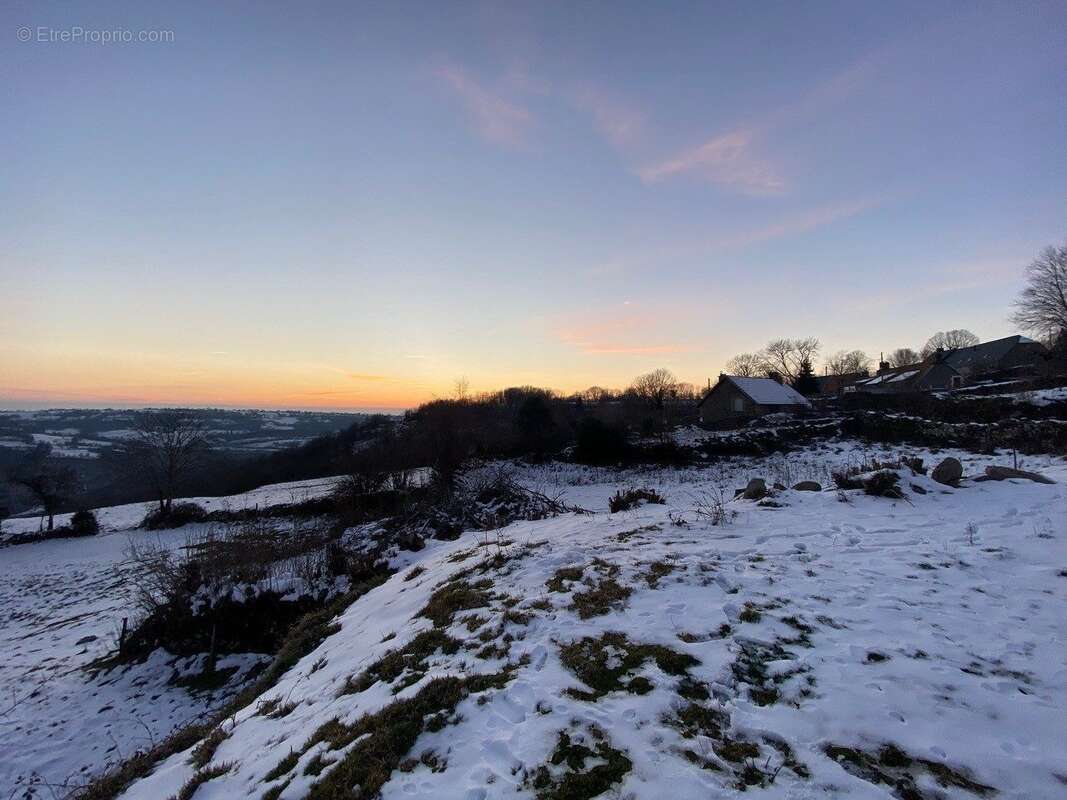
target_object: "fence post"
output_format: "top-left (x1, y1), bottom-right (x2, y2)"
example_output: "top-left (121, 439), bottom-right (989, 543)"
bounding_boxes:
top-left (119, 617), bottom-right (128, 655)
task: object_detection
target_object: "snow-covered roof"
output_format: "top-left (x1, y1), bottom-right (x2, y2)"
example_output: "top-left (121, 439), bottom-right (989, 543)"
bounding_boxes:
top-left (727, 376), bottom-right (811, 406)
top-left (887, 369), bottom-right (919, 383)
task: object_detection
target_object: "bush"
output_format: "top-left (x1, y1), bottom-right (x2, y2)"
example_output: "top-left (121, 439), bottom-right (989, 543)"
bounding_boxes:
top-left (70, 509), bottom-right (100, 536)
top-left (142, 502), bottom-right (209, 530)
top-left (573, 418), bottom-right (630, 465)
top-left (609, 488), bottom-right (666, 512)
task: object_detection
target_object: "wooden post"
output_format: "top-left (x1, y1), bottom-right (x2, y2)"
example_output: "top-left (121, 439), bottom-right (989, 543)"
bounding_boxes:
top-left (119, 617), bottom-right (128, 654)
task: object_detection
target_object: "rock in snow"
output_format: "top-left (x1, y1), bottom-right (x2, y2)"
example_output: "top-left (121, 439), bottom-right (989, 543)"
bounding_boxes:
top-left (932, 457), bottom-right (963, 486)
top-left (742, 478), bottom-right (768, 500)
top-left (981, 465), bottom-right (1055, 484)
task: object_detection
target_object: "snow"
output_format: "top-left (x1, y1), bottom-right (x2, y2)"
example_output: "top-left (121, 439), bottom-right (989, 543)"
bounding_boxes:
top-left (1, 475), bottom-right (346, 538)
top-left (0, 526), bottom-right (269, 797)
top-left (728, 377), bottom-right (811, 406)
top-left (887, 369), bottom-right (918, 382)
top-left (4, 442), bottom-right (1067, 798)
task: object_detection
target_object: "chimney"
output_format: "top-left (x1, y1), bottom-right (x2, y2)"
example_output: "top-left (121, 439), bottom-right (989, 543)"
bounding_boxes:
top-left (877, 360), bottom-right (890, 374)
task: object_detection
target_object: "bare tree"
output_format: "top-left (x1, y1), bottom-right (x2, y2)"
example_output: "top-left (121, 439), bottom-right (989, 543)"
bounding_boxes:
top-left (760, 338), bottom-right (820, 381)
top-left (887, 347), bottom-right (920, 368)
top-left (452, 376), bottom-right (470, 402)
top-left (119, 411), bottom-right (211, 515)
top-left (580, 386), bottom-right (615, 403)
top-left (921, 329), bottom-right (979, 358)
top-left (10, 444), bottom-right (79, 531)
top-left (824, 350), bottom-right (872, 375)
top-left (724, 353), bottom-right (764, 377)
top-left (630, 368), bottom-right (679, 408)
top-left (1012, 243), bottom-right (1067, 338)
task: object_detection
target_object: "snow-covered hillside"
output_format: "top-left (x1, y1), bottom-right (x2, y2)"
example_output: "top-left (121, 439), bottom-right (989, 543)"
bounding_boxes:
top-left (3, 444), bottom-right (1067, 799)
top-left (1, 475), bottom-right (345, 538)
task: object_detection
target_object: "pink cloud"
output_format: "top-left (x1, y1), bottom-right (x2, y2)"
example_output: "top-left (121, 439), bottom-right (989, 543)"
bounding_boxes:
top-left (437, 64), bottom-right (533, 148)
top-left (570, 85), bottom-right (646, 151)
top-left (709, 197), bottom-right (880, 249)
top-left (637, 128), bottom-right (786, 195)
top-left (553, 307), bottom-right (693, 356)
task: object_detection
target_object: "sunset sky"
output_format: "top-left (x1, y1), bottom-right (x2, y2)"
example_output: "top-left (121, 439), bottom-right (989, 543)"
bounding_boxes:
top-left (2, 1), bottom-right (1065, 410)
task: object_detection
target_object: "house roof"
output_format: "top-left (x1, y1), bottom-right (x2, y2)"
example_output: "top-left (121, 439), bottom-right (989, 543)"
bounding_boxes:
top-left (853, 361), bottom-right (958, 389)
top-left (701, 375), bottom-right (811, 407)
top-left (941, 335), bottom-right (1039, 372)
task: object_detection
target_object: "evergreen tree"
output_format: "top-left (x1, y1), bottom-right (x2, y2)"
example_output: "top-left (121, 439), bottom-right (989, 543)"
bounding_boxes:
top-left (792, 358), bottom-right (819, 396)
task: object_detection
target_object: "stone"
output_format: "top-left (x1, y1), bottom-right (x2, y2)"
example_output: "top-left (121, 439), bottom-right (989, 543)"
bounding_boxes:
top-left (931, 457), bottom-right (963, 486)
top-left (982, 465), bottom-right (1054, 484)
top-left (742, 478), bottom-right (767, 500)
top-left (792, 481), bottom-right (822, 492)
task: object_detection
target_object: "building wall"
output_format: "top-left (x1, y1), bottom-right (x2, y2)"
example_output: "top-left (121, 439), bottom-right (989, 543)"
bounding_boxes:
top-left (699, 381), bottom-right (755, 423)
top-left (916, 363), bottom-right (960, 390)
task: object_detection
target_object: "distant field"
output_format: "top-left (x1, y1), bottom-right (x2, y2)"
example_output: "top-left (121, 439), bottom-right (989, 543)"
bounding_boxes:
top-left (0, 408), bottom-right (372, 459)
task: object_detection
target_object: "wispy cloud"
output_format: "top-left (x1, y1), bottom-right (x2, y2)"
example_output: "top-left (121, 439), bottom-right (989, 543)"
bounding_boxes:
top-left (346, 372), bottom-right (390, 382)
top-left (707, 197), bottom-right (880, 249)
top-left (569, 85), bottom-right (645, 151)
top-left (553, 306), bottom-right (692, 356)
top-left (637, 128), bottom-right (785, 194)
top-left (636, 48), bottom-right (887, 194)
top-left (437, 64), bottom-right (533, 148)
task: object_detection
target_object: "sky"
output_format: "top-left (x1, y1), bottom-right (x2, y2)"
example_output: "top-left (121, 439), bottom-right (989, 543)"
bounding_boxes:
top-left (2, 1), bottom-right (1065, 411)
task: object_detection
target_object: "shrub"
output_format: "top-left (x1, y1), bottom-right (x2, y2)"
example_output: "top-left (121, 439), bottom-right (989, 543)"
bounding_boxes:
top-left (608, 488), bottom-right (665, 513)
top-left (573, 418), bottom-right (629, 466)
top-left (70, 509), bottom-right (100, 536)
top-left (142, 502), bottom-right (209, 530)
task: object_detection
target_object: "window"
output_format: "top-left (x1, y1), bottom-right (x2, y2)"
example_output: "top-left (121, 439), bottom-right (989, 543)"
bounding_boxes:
top-left (951, 376), bottom-right (962, 389)
top-left (733, 397), bottom-right (745, 412)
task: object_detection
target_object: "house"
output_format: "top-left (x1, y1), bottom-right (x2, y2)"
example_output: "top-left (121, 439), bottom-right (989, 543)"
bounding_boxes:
top-left (697, 374), bottom-right (811, 425)
top-left (814, 371), bottom-right (869, 397)
top-left (849, 361), bottom-right (960, 394)
top-left (938, 335), bottom-right (1046, 380)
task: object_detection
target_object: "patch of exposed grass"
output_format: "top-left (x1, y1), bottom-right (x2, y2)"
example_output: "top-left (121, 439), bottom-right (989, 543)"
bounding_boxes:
top-left (824, 743), bottom-right (994, 798)
top-left (525, 728), bottom-right (633, 800)
top-left (670, 702), bottom-right (728, 739)
top-left (404, 566), bottom-right (426, 581)
top-left (305, 671), bottom-right (515, 800)
top-left (738, 602), bottom-right (762, 624)
top-left (168, 762), bottom-right (234, 800)
top-left (643, 560), bottom-right (676, 589)
top-left (264, 750), bottom-right (299, 782)
top-left (731, 640), bottom-right (807, 707)
top-left (419, 578), bottom-right (493, 627)
top-left (571, 578), bottom-right (632, 619)
top-left (559, 631), bottom-right (698, 701)
top-left (189, 727), bottom-right (228, 769)
top-left (546, 566), bottom-right (584, 593)
top-left (341, 629), bottom-right (462, 695)
top-left (257, 697), bottom-right (298, 719)
top-left (714, 738), bottom-right (759, 763)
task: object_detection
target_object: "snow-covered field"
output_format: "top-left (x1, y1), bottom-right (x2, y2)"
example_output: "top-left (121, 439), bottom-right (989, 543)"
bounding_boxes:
top-left (2, 441), bottom-right (1066, 799)
top-left (1, 475), bottom-right (345, 538)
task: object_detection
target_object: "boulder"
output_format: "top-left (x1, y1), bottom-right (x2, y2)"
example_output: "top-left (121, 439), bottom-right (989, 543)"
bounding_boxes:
top-left (982, 465), bottom-right (1054, 485)
top-left (742, 478), bottom-right (768, 500)
top-left (792, 480), bottom-right (822, 492)
top-left (931, 457), bottom-right (963, 486)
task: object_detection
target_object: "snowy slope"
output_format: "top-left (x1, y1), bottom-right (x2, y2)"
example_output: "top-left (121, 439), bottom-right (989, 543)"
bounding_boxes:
top-left (1, 475), bottom-right (345, 538)
top-left (104, 453), bottom-right (1067, 800)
